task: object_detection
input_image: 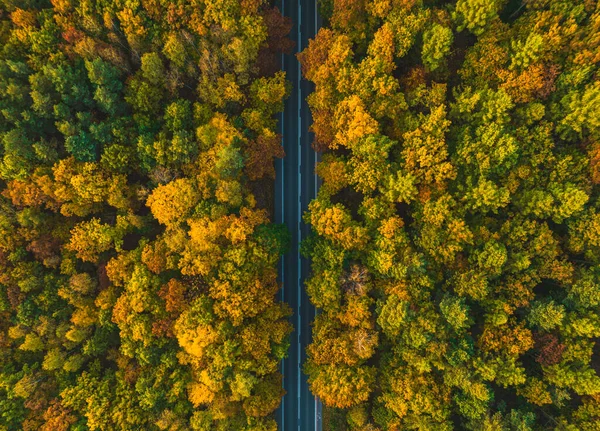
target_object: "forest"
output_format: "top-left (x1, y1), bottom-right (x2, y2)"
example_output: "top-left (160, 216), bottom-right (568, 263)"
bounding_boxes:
top-left (3, 0), bottom-right (600, 430)
top-left (0, 0), bottom-right (293, 430)
top-left (299, 0), bottom-right (600, 429)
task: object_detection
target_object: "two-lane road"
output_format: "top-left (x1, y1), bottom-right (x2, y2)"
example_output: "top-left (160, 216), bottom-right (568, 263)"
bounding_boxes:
top-left (275, 0), bottom-right (321, 429)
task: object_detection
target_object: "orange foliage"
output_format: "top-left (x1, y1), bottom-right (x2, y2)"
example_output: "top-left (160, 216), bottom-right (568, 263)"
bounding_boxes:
top-left (159, 279), bottom-right (187, 313)
top-left (499, 63), bottom-right (560, 103)
top-left (479, 322), bottom-right (534, 356)
top-left (588, 142), bottom-right (600, 184)
top-left (10, 9), bottom-right (37, 27)
top-left (141, 240), bottom-right (169, 274)
top-left (3, 179), bottom-right (53, 209)
top-left (244, 134), bottom-right (285, 180)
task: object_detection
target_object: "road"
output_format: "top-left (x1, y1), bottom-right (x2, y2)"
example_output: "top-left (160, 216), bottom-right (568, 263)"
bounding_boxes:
top-left (274, 0), bottom-right (321, 429)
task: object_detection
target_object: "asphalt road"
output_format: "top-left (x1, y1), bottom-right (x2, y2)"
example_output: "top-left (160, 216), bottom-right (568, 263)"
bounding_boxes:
top-left (274, 0), bottom-right (322, 429)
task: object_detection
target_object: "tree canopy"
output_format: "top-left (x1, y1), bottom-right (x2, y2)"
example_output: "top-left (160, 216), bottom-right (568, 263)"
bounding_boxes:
top-left (300, 0), bottom-right (600, 429)
top-left (0, 0), bottom-right (292, 429)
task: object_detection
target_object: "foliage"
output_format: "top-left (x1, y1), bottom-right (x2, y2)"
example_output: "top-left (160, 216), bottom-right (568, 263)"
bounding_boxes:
top-left (0, 0), bottom-right (292, 429)
top-left (300, 0), bottom-right (600, 429)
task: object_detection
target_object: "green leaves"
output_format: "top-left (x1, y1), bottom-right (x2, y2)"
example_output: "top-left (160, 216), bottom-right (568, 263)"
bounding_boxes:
top-left (440, 295), bottom-right (472, 331)
top-left (453, 0), bottom-right (503, 36)
top-left (422, 24), bottom-right (453, 72)
top-left (302, 0), bottom-right (600, 429)
top-left (0, 1), bottom-right (293, 428)
top-left (377, 295), bottom-right (409, 338)
top-left (528, 300), bottom-right (566, 331)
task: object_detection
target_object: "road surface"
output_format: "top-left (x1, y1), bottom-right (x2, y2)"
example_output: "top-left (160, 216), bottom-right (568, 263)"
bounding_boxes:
top-left (274, 0), bottom-right (321, 429)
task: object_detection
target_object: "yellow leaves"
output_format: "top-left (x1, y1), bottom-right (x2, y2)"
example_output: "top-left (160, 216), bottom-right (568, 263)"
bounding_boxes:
top-left (179, 246), bottom-right (220, 276)
top-left (188, 218), bottom-right (225, 251)
top-left (13, 373), bottom-right (40, 398)
top-left (559, 81), bottom-right (600, 141)
top-left (211, 279), bottom-right (243, 322)
top-left (384, 372), bottom-right (451, 421)
top-left (146, 178), bottom-right (199, 226)
top-left (94, 287), bottom-right (117, 311)
top-left (202, 0), bottom-right (241, 31)
top-left (196, 113), bottom-right (241, 152)
top-left (227, 208), bottom-right (268, 242)
top-left (466, 178), bottom-right (510, 213)
top-left (453, 0), bottom-right (502, 36)
top-left (188, 207), bottom-right (267, 253)
top-left (367, 23), bottom-right (395, 69)
top-left (372, 74), bottom-right (399, 98)
top-left (50, 158), bottom-right (133, 215)
top-left (569, 211), bottom-right (600, 258)
top-left (316, 154), bottom-right (348, 194)
top-left (298, 29), bottom-right (352, 87)
top-left (453, 270), bottom-right (488, 301)
top-left (50, 0), bottom-right (72, 14)
top-left (215, 179), bottom-right (243, 206)
top-left (366, 0), bottom-right (392, 18)
top-left (176, 323), bottom-right (218, 358)
top-left (251, 71), bottom-right (289, 109)
top-left (327, 34), bottom-right (354, 70)
top-left (8, 324), bottom-right (27, 340)
top-left (241, 323), bottom-right (273, 360)
top-left (334, 95), bottom-right (379, 149)
top-left (241, 310), bottom-right (291, 360)
top-left (187, 369), bottom-right (225, 407)
top-left (308, 364), bottom-right (376, 408)
top-left (66, 218), bottom-right (114, 263)
top-left (386, 5), bottom-right (428, 58)
top-left (230, 372), bottom-right (259, 401)
top-left (211, 272), bottom-right (278, 325)
top-left (444, 367), bottom-right (489, 401)
top-left (421, 195), bottom-right (451, 226)
top-left (309, 314), bottom-right (377, 367)
top-left (419, 196), bottom-right (475, 264)
top-left (338, 295), bottom-right (373, 329)
top-left (518, 378), bottom-right (553, 406)
top-left (19, 332), bottom-right (44, 351)
top-left (402, 104), bottom-right (456, 188)
top-left (241, 374), bottom-right (284, 418)
top-left (70, 307), bottom-right (98, 328)
top-left (117, 8), bottom-right (148, 38)
top-left (217, 73), bottom-right (244, 105)
top-left (308, 199), bottom-right (369, 250)
top-left (10, 8), bottom-right (37, 28)
top-left (111, 293), bottom-right (132, 326)
top-left (378, 216), bottom-right (404, 240)
top-left (188, 381), bottom-right (216, 406)
top-left (68, 164), bottom-right (106, 202)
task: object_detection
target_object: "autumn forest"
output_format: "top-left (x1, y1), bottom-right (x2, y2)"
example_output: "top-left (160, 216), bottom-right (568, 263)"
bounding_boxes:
top-left (1, 0), bottom-right (600, 430)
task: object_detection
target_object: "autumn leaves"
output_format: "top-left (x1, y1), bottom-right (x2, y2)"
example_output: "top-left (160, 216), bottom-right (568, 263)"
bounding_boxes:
top-left (301, 0), bottom-right (600, 430)
top-left (0, 0), bottom-right (292, 429)
top-left (2, 0), bottom-right (600, 430)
